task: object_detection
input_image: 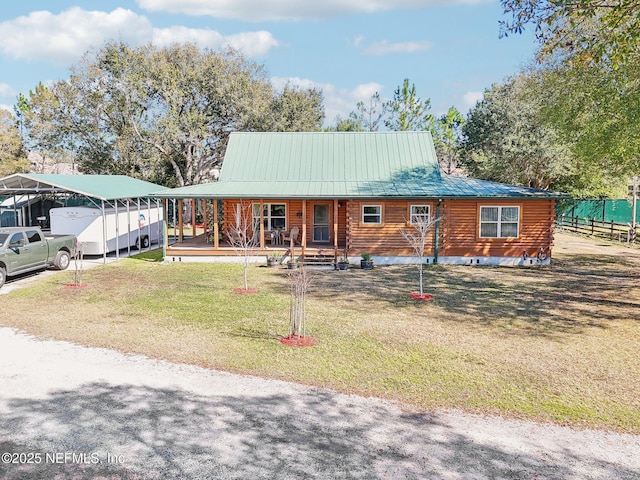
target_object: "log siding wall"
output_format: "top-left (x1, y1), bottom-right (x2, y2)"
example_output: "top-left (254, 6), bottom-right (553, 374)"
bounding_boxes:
top-left (440, 199), bottom-right (556, 258)
top-left (220, 198), bottom-right (555, 258)
top-left (347, 200), bottom-right (437, 256)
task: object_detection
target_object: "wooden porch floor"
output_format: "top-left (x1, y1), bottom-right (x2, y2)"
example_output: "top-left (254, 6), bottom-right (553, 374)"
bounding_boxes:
top-left (166, 233), bottom-right (342, 257)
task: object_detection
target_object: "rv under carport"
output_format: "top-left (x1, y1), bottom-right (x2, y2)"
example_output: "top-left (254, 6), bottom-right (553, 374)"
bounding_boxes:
top-left (0, 174), bottom-right (165, 263)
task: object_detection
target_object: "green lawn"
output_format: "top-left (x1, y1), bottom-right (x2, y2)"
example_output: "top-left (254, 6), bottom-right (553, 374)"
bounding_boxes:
top-left (2, 239), bottom-right (640, 433)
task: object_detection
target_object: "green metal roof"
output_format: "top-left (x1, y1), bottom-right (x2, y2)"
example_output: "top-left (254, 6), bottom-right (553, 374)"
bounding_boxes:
top-left (153, 131), bottom-right (564, 200)
top-left (221, 131), bottom-right (440, 182)
top-left (0, 174), bottom-right (164, 201)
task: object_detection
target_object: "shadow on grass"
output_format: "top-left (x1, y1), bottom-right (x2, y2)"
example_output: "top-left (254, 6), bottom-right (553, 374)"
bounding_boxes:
top-left (2, 382), bottom-right (636, 480)
top-left (304, 252), bottom-right (640, 338)
top-left (127, 249), bottom-right (164, 262)
top-left (221, 325), bottom-right (282, 341)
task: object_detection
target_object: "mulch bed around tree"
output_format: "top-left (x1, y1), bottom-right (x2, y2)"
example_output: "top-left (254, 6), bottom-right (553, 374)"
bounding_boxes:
top-left (409, 293), bottom-right (434, 301)
top-left (233, 288), bottom-right (259, 294)
top-left (279, 334), bottom-right (317, 347)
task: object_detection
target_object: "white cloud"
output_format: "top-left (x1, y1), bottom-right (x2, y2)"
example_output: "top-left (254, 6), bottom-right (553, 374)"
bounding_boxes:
top-left (152, 26), bottom-right (224, 49)
top-left (0, 8), bottom-right (281, 66)
top-left (460, 91), bottom-right (483, 112)
top-left (137, 0), bottom-right (493, 21)
top-left (352, 82), bottom-right (384, 100)
top-left (0, 83), bottom-right (16, 98)
top-left (152, 28), bottom-right (280, 56)
top-left (361, 40), bottom-right (432, 56)
top-left (0, 104), bottom-right (13, 113)
top-left (271, 76), bottom-right (386, 126)
top-left (222, 31), bottom-right (281, 56)
top-left (351, 35), bottom-right (365, 48)
top-left (0, 8), bottom-right (153, 65)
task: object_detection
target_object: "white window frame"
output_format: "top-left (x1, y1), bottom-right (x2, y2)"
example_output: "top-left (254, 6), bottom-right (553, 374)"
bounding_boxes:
top-left (479, 206), bottom-right (520, 238)
top-left (410, 205), bottom-right (431, 225)
top-left (253, 203), bottom-right (287, 231)
top-left (362, 204), bottom-right (382, 224)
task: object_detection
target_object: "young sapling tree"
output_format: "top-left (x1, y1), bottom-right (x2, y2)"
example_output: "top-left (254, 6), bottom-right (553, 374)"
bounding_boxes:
top-left (399, 209), bottom-right (440, 297)
top-left (226, 201), bottom-right (260, 292)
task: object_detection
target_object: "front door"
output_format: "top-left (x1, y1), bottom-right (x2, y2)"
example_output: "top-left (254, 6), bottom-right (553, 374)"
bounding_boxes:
top-left (313, 204), bottom-right (330, 243)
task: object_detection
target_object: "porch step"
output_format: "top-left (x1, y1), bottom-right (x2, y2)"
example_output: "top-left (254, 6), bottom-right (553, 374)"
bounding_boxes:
top-left (301, 253), bottom-right (336, 267)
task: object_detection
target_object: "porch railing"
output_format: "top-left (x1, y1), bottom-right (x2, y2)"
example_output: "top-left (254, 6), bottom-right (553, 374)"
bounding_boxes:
top-left (556, 214), bottom-right (638, 245)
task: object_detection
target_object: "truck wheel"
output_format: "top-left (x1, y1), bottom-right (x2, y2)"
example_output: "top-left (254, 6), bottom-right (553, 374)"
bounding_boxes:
top-left (54, 250), bottom-right (71, 270)
top-left (0, 266), bottom-right (5, 289)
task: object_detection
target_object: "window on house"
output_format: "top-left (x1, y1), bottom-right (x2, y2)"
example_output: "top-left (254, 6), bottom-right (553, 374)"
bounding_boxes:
top-left (253, 203), bottom-right (286, 231)
top-left (362, 205), bottom-right (382, 224)
top-left (479, 206), bottom-right (520, 238)
top-left (410, 205), bottom-right (430, 224)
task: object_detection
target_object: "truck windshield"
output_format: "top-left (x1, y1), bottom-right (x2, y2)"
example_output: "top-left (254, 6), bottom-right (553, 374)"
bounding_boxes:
top-left (0, 233), bottom-right (8, 246)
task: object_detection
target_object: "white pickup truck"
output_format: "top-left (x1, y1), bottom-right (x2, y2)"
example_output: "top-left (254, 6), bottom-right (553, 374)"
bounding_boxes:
top-left (0, 227), bottom-right (77, 289)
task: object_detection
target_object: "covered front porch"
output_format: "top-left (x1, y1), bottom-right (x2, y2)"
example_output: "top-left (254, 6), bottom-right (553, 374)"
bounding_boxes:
top-left (162, 197), bottom-right (349, 265)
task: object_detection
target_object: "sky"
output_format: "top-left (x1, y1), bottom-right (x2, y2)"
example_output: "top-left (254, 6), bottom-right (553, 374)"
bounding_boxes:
top-left (0, 0), bottom-right (537, 127)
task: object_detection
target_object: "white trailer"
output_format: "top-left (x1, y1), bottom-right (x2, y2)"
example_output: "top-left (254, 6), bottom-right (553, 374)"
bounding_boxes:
top-left (49, 204), bottom-right (163, 255)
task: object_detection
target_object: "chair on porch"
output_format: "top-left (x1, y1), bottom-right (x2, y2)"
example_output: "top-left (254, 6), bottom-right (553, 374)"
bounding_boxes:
top-left (282, 226), bottom-right (299, 246)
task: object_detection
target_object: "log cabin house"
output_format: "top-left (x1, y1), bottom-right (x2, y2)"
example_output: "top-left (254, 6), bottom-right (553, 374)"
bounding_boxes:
top-left (155, 131), bottom-right (562, 266)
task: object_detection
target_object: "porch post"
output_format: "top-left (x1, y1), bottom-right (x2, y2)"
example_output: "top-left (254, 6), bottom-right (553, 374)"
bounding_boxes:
top-left (333, 200), bottom-right (339, 254)
top-left (301, 199), bottom-right (307, 258)
top-left (202, 199), bottom-right (207, 239)
top-left (191, 199), bottom-right (196, 235)
top-left (259, 199), bottom-right (265, 249)
top-left (213, 198), bottom-right (219, 249)
top-left (178, 199), bottom-right (184, 243)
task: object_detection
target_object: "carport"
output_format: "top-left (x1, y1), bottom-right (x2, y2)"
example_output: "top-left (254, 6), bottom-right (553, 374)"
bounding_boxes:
top-left (0, 173), bottom-right (165, 262)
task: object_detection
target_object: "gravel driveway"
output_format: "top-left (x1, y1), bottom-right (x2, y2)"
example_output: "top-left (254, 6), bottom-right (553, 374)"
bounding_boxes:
top-left (1, 327), bottom-right (638, 480)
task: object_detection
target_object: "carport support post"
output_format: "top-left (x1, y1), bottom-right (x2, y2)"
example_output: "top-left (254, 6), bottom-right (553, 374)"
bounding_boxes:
top-left (147, 199), bottom-right (152, 251)
top-left (12, 194), bottom-right (17, 226)
top-left (27, 194), bottom-right (31, 226)
top-left (156, 199), bottom-right (162, 250)
top-left (126, 200), bottom-right (131, 256)
top-left (101, 201), bottom-right (107, 264)
top-left (162, 199), bottom-right (168, 258)
top-left (115, 201), bottom-right (120, 259)
top-left (137, 199), bottom-right (142, 251)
